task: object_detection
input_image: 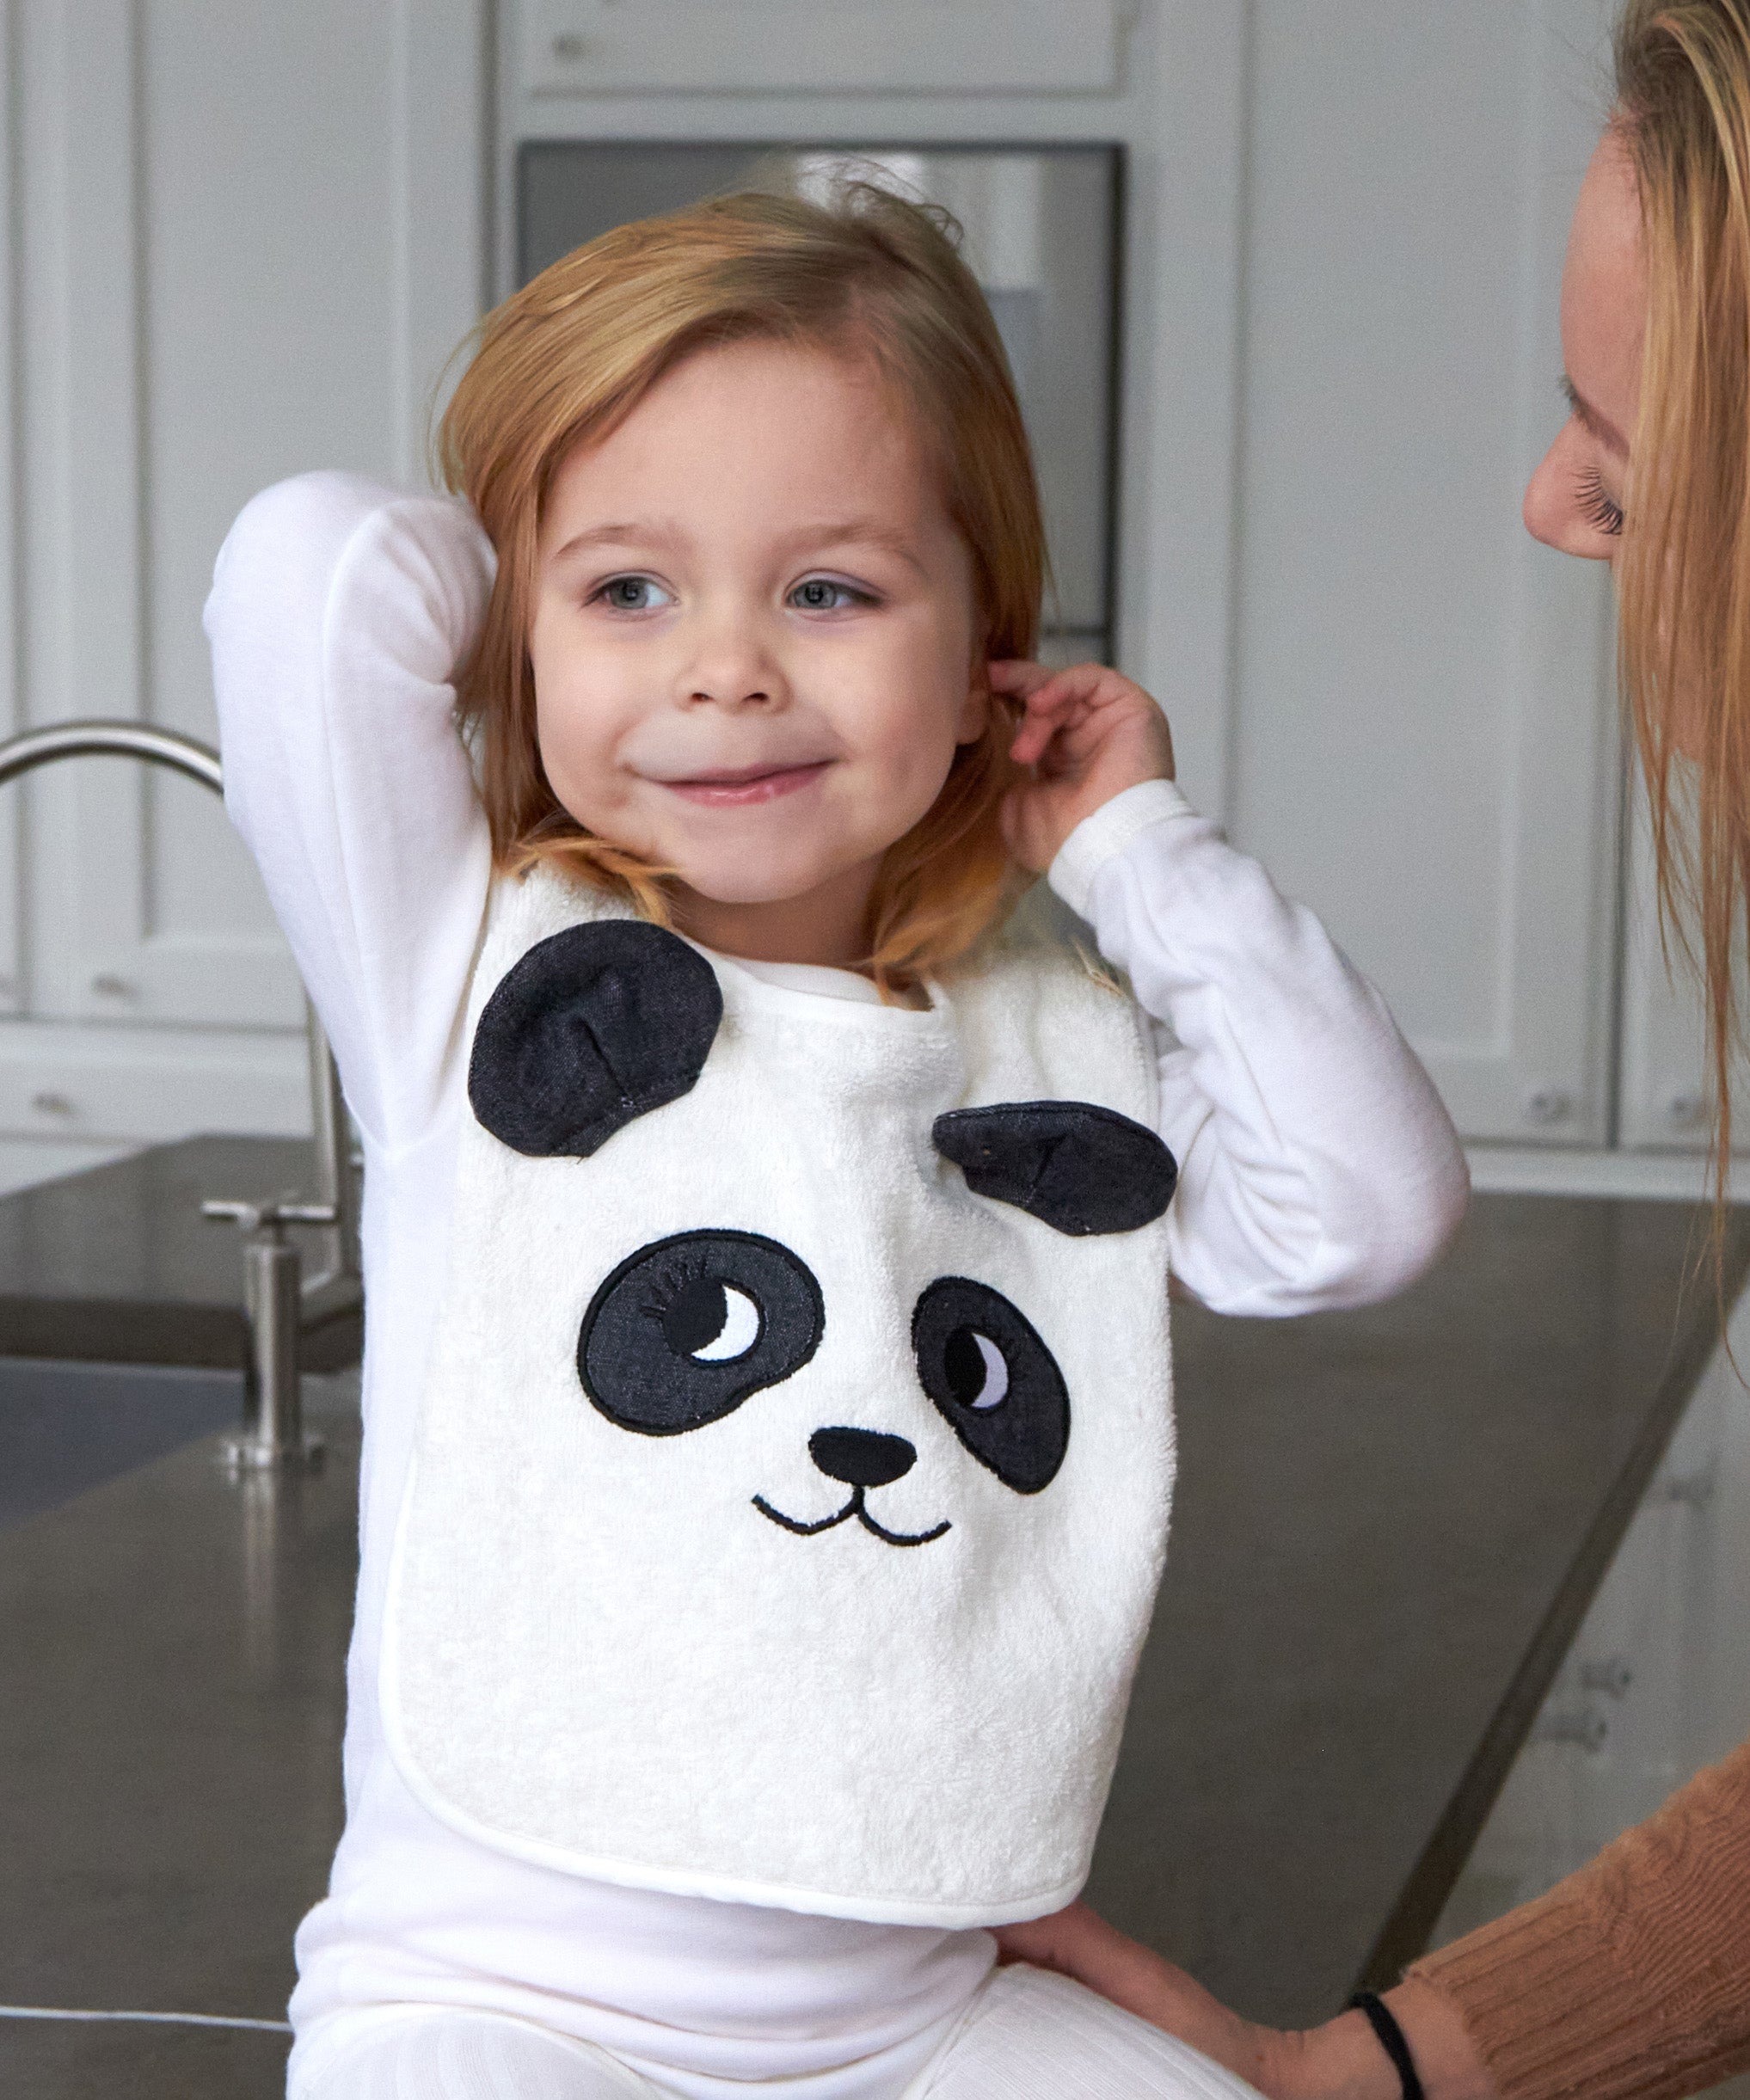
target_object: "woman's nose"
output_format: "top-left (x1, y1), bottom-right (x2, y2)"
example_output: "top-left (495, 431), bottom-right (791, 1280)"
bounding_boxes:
top-left (1522, 439), bottom-right (1569, 550)
top-left (1522, 422), bottom-right (1616, 562)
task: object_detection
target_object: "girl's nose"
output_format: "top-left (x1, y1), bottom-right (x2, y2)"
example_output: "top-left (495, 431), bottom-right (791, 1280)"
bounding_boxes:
top-left (679, 609), bottom-right (788, 709)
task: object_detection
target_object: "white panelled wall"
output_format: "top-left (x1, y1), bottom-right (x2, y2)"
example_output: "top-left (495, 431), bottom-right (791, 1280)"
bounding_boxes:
top-left (0, 0), bottom-right (1732, 1197)
top-left (0, 0), bottom-right (487, 1193)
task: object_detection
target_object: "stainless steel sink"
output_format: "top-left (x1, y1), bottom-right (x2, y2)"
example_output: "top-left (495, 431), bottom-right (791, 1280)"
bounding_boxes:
top-left (0, 1359), bottom-right (244, 1530)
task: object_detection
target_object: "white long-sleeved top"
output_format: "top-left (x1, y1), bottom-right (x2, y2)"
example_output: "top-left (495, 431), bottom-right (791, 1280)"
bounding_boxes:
top-left (205, 472), bottom-right (1469, 2098)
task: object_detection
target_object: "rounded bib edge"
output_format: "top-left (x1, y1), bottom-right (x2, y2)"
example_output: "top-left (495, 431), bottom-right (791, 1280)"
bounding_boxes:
top-left (378, 1449), bottom-right (1091, 1931)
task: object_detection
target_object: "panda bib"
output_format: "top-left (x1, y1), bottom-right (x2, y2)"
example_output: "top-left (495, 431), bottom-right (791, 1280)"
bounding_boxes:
top-left (381, 867), bottom-right (1178, 1927)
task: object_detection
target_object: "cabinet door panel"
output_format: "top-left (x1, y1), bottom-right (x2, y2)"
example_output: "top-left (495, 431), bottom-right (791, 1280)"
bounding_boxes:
top-left (15, 0), bottom-right (396, 1035)
top-left (0, 0), bottom-right (486, 1151)
top-left (1617, 772), bottom-right (1750, 1155)
top-left (1228, 0), bottom-right (1619, 1145)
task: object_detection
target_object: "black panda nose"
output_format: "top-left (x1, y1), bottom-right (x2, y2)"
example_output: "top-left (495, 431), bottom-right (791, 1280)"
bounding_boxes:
top-left (809, 1427), bottom-right (916, 1489)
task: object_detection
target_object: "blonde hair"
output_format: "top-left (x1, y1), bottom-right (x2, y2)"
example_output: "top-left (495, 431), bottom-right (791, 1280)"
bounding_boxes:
top-left (1613, 0), bottom-right (1750, 1290)
top-left (437, 181), bottom-right (1046, 1000)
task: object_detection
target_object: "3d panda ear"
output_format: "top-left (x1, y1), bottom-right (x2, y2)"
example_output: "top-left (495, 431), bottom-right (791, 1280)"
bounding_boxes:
top-left (932, 1101), bottom-right (1177, 1236)
top-left (469, 921), bottom-right (723, 1157)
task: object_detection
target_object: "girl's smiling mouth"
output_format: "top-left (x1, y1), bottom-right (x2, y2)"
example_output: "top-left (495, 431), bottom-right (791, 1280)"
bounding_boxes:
top-left (660, 760), bottom-right (832, 807)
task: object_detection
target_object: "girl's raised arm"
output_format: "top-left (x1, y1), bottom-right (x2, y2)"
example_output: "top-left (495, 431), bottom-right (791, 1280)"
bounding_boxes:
top-left (1048, 778), bottom-right (1471, 1316)
top-left (205, 471), bottom-right (496, 1153)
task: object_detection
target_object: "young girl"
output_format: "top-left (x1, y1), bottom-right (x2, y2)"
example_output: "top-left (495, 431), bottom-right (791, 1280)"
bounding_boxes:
top-left (206, 184), bottom-right (1468, 2100)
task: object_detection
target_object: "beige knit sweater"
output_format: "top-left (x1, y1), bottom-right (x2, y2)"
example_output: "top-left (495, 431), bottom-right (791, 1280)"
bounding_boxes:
top-left (1410, 1735), bottom-right (1750, 2100)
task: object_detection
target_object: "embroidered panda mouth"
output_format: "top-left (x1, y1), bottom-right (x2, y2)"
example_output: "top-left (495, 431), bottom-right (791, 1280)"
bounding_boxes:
top-left (753, 1490), bottom-right (952, 1549)
top-left (752, 1425), bottom-right (952, 1547)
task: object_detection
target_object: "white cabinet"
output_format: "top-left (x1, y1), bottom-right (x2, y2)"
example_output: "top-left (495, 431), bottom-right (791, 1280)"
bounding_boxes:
top-left (1617, 774), bottom-right (1750, 1156)
top-left (0, 0), bottom-right (486, 1176)
top-left (1219, 3), bottom-right (1741, 1176)
top-left (522, 0), bottom-right (1126, 95)
top-left (1221, 0), bottom-right (1627, 1151)
top-left (0, 0), bottom-right (1726, 1194)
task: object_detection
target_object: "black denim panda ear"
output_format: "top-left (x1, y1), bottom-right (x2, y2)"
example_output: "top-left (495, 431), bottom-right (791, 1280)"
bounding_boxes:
top-left (933, 1101), bottom-right (1177, 1235)
top-left (469, 921), bottom-right (723, 1157)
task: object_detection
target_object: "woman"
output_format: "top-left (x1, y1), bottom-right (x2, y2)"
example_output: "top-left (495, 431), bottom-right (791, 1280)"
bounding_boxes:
top-left (994, 4), bottom-right (1750, 2097)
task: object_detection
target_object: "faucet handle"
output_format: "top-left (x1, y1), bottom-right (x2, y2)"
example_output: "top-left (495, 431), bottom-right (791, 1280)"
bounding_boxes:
top-left (202, 1195), bottom-right (338, 1237)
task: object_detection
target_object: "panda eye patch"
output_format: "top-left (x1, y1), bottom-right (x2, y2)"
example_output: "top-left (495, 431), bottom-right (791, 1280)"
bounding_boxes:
top-left (580, 1230), bottom-right (823, 1435)
top-left (912, 1277), bottom-right (1069, 1494)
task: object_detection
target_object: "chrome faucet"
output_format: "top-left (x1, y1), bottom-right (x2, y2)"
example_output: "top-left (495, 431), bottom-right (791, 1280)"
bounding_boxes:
top-left (200, 1198), bottom-right (331, 1469)
top-left (0, 718), bottom-right (358, 1470)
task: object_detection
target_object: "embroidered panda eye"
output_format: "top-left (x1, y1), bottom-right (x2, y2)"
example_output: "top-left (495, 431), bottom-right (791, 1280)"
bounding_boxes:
top-left (943, 1328), bottom-right (1009, 1409)
top-left (912, 1277), bottom-right (1069, 1494)
top-left (580, 1230), bottom-right (823, 1435)
top-left (663, 1278), bottom-right (762, 1362)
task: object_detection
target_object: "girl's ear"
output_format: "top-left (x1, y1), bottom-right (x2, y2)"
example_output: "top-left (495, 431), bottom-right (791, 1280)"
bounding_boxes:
top-left (955, 660), bottom-right (992, 746)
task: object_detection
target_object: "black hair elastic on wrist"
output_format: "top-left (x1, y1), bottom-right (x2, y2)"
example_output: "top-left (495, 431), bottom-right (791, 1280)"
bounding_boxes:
top-left (1348, 1992), bottom-right (1427, 2100)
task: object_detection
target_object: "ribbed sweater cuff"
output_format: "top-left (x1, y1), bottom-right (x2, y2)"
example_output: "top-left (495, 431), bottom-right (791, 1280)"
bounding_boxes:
top-left (1409, 1739), bottom-right (1750, 2100)
top-left (1046, 777), bottom-right (1199, 920)
top-left (1411, 1885), bottom-right (1646, 2100)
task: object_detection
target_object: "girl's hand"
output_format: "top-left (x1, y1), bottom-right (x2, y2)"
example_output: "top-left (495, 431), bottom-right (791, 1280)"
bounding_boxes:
top-left (991, 659), bottom-right (1176, 874)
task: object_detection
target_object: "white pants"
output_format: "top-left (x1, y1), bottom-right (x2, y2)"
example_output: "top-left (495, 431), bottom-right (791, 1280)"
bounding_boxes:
top-left (288, 1964), bottom-right (1262, 2100)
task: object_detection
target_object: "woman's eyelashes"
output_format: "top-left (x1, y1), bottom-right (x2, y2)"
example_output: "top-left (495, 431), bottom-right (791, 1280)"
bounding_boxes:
top-left (1575, 464), bottom-right (1624, 537)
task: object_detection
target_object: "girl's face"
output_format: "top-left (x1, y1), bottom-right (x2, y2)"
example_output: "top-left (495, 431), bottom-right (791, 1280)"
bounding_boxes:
top-left (1523, 127), bottom-right (1644, 562)
top-left (529, 338), bottom-right (986, 968)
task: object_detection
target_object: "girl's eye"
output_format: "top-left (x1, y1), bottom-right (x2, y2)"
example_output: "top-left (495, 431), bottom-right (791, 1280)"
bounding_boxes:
top-left (594, 575), bottom-right (673, 613)
top-left (789, 577), bottom-right (869, 613)
top-left (1575, 467), bottom-right (1624, 538)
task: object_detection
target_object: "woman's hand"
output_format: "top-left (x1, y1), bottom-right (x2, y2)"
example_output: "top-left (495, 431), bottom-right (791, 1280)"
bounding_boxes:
top-left (992, 1905), bottom-right (1499, 2100)
top-left (993, 1904), bottom-right (1278, 2090)
top-left (991, 658), bottom-right (1176, 874)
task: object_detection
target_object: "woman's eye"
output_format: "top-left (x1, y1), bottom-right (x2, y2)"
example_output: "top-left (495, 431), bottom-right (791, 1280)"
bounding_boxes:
top-left (595, 575), bottom-right (673, 612)
top-left (789, 578), bottom-right (867, 612)
top-left (1575, 467), bottom-right (1624, 538)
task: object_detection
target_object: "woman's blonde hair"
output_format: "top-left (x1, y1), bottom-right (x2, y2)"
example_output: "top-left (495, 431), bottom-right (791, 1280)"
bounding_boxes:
top-left (1613, 1), bottom-right (1750, 1288)
top-left (436, 181), bottom-right (1046, 998)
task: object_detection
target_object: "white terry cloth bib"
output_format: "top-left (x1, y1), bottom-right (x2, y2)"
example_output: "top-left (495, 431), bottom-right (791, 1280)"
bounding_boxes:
top-left (381, 868), bottom-right (1178, 1928)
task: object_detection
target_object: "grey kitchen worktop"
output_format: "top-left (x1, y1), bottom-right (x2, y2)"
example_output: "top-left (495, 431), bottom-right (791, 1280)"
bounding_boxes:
top-left (2, 1190), bottom-right (1745, 2096)
top-left (0, 1135), bottom-right (361, 1370)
